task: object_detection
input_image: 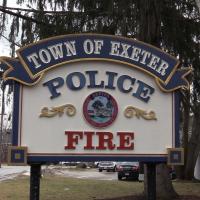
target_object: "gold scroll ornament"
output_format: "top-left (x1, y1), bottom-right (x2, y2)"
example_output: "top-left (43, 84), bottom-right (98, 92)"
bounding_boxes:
top-left (39, 104), bottom-right (76, 118)
top-left (124, 106), bottom-right (157, 120)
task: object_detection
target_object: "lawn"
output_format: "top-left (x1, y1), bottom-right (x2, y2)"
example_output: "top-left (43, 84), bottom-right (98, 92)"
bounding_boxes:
top-left (0, 175), bottom-right (199, 200)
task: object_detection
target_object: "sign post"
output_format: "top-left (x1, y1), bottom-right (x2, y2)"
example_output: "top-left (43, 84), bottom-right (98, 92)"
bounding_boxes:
top-left (146, 163), bottom-right (156, 200)
top-left (30, 164), bottom-right (41, 200)
top-left (0, 34), bottom-right (190, 199)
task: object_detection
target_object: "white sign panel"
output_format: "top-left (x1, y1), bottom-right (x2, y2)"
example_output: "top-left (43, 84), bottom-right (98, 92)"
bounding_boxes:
top-left (20, 61), bottom-right (173, 157)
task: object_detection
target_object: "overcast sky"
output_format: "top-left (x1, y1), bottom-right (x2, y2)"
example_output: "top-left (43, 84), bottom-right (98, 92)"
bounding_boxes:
top-left (0, 0), bottom-right (29, 56)
top-left (0, 1), bottom-right (35, 126)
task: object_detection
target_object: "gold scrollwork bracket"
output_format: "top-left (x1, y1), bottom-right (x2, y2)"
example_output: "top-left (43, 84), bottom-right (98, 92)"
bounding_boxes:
top-left (39, 104), bottom-right (76, 118)
top-left (124, 106), bottom-right (157, 120)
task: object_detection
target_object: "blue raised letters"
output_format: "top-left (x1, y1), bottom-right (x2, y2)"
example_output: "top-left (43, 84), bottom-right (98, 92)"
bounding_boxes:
top-left (105, 71), bottom-right (118, 89)
top-left (43, 77), bottom-right (64, 99)
top-left (66, 72), bottom-right (86, 90)
top-left (43, 70), bottom-right (155, 102)
top-left (86, 71), bottom-right (104, 88)
top-left (132, 80), bottom-right (155, 103)
top-left (117, 75), bottom-right (136, 93)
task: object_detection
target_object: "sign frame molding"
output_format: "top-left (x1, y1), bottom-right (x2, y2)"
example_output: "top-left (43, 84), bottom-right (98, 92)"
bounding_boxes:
top-left (1, 34), bottom-right (185, 163)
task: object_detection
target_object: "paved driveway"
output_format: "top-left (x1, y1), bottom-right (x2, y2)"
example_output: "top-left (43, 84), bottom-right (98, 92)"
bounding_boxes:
top-left (0, 165), bottom-right (30, 181)
top-left (55, 167), bottom-right (118, 180)
top-left (0, 165), bottom-right (118, 181)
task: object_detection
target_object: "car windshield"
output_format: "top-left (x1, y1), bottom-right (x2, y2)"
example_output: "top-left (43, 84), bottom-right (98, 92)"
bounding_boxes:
top-left (118, 162), bottom-right (139, 166)
top-left (99, 162), bottom-right (114, 166)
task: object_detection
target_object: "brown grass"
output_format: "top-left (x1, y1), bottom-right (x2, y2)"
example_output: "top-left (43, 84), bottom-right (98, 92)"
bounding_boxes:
top-left (0, 175), bottom-right (199, 200)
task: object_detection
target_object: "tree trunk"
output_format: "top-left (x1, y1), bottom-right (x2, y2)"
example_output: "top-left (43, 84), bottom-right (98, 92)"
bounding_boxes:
top-left (185, 109), bottom-right (200, 179)
top-left (196, 0), bottom-right (200, 12)
top-left (137, 0), bottom-right (178, 198)
top-left (156, 164), bottom-right (178, 199)
top-left (144, 164), bottom-right (178, 199)
top-left (0, 81), bottom-right (5, 168)
top-left (176, 91), bottom-right (190, 179)
top-left (137, 0), bottom-right (161, 46)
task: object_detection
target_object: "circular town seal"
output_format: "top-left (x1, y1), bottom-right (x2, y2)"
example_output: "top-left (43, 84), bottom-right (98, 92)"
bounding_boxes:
top-left (83, 91), bottom-right (118, 128)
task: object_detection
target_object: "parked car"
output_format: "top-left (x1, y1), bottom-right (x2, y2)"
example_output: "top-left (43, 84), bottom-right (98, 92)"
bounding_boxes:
top-left (98, 161), bottom-right (116, 172)
top-left (116, 162), bottom-right (139, 180)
